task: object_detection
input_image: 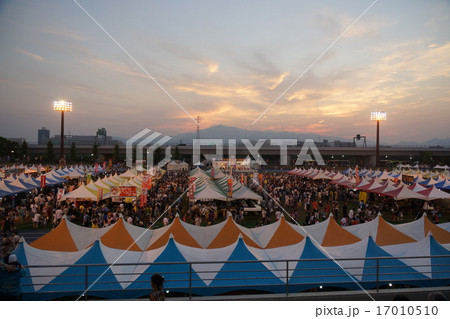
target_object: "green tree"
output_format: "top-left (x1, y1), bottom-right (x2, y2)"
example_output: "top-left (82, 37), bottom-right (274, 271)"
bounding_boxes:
top-left (92, 143), bottom-right (99, 162)
top-left (46, 141), bottom-right (54, 162)
top-left (0, 137), bottom-right (19, 159)
top-left (113, 144), bottom-right (120, 162)
top-left (422, 151), bottom-right (433, 166)
top-left (70, 142), bottom-right (77, 162)
top-left (21, 140), bottom-right (28, 160)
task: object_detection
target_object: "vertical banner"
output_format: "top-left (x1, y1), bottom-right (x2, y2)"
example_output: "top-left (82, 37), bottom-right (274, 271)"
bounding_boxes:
top-left (86, 173), bottom-right (92, 184)
top-left (258, 173), bottom-right (263, 185)
top-left (140, 192), bottom-right (147, 207)
top-left (211, 168), bottom-right (215, 178)
top-left (103, 161), bottom-right (106, 170)
top-left (355, 165), bottom-right (360, 184)
top-left (189, 177), bottom-right (197, 200)
top-left (40, 175), bottom-right (46, 188)
top-left (240, 173), bottom-right (244, 184)
top-left (97, 188), bottom-right (103, 202)
top-left (95, 163), bottom-right (99, 174)
top-left (142, 175), bottom-right (149, 190)
top-left (227, 178), bottom-right (233, 198)
top-left (56, 188), bottom-right (65, 201)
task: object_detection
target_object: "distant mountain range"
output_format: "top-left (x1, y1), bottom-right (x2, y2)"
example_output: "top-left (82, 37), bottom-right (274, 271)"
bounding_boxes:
top-left (116, 125), bottom-right (450, 147)
top-left (393, 138), bottom-right (450, 147)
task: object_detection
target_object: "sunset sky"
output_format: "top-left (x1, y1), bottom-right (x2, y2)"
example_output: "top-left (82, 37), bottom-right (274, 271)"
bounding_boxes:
top-left (0, 0), bottom-right (449, 144)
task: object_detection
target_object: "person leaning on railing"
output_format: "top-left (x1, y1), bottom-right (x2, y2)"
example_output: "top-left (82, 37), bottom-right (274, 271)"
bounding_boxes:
top-left (0, 254), bottom-right (26, 301)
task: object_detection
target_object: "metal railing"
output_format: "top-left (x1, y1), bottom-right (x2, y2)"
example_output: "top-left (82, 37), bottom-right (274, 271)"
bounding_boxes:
top-left (21, 255), bottom-right (450, 300)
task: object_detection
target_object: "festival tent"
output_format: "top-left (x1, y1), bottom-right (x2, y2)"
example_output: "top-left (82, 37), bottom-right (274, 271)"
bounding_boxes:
top-left (435, 179), bottom-right (450, 190)
top-left (301, 215), bottom-right (361, 247)
top-left (61, 183), bottom-right (98, 201)
top-left (408, 183), bottom-right (428, 193)
top-left (2, 179), bottom-right (25, 194)
top-left (345, 214), bottom-right (416, 246)
top-left (438, 222), bottom-right (450, 233)
top-left (392, 214), bottom-right (450, 244)
top-left (144, 216), bottom-right (202, 250)
top-left (193, 176), bottom-right (227, 201)
top-left (418, 185), bottom-right (450, 200)
top-left (250, 215), bottom-right (305, 249)
top-left (30, 217), bottom-right (111, 251)
top-left (383, 184), bottom-right (427, 200)
top-left (14, 238), bottom-right (87, 297)
top-left (0, 179), bottom-right (15, 196)
top-left (119, 169), bottom-right (138, 178)
top-left (101, 218), bottom-right (147, 251)
top-left (207, 216), bottom-right (261, 249)
top-left (285, 237), bottom-right (360, 291)
top-left (127, 236), bottom-right (207, 296)
top-left (312, 171), bottom-right (333, 180)
top-left (208, 237), bottom-right (284, 294)
top-left (38, 240), bottom-right (124, 300)
top-left (382, 234), bottom-right (450, 285)
top-left (325, 236), bottom-right (429, 288)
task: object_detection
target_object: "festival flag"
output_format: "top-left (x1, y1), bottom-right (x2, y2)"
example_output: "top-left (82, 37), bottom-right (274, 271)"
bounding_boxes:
top-left (109, 158), bottom-right (112, 168)
top-left (240, 173), bottom-right (244, 184)
top-left (56, 188), bottom-right (65, 201)
top-left (211, 168), bottom-right (215, 178)
top-left (95, 163), bottom-right (99, 174)
top-left (97, 188), bottom-right (103, 202)
top-left (140, 192), bottom-right (147, 207)
top-left (189, 177), bottom-right (197, 199)
top-left (40, 175), bottom-right (46, 188)
top-left (227, 178), bottom-right (233, 198)
top-left (258, 173), bottom-right (263, 185)
top-left (86, 174), bottom-right (92, 184)
top-left (103, 161), bottom-right (106, 170)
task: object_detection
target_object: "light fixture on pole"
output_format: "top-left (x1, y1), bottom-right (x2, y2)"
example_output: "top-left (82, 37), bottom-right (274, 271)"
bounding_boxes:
top-left (370, 111), bottom-right (387, 167)
top-left (53, 100), bottom-right (72, 163)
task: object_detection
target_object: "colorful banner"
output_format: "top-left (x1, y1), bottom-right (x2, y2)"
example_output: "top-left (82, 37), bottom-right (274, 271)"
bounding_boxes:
top-left (109, 159), bottom-right (112, 168)
top-left (40, 175), bottom-right (46, 188)
top-left (142, 175), bottom-right (151, 190)
top-left (240, 173), bottom-right (244, 184)
top-left (227, 178), bottom-right (233, 198)
top-left (97, 188), bottom-right (103, 202)
top-left (140, 192), bottom-right (147, 207)
top-left (86, 174), bottom-right (92, 184)
top-left (111, 186), bottom-right (137, 197)
top-left (56, 188), bottom-right (65, 201)
top-left (359, 191), bottom-right (367, 203)
top-left (211, 168), bottom-right (215, 178)
top-left (103, 161), bottom-right (106, 170)
top-left (258, 173), bottom-right (263, 185)
top-left (355, 165), bottom-right (360, 184)
top-left (189, 177), bottom-right (197, 200)
top-left (95, 163), bottom-right (99, 174)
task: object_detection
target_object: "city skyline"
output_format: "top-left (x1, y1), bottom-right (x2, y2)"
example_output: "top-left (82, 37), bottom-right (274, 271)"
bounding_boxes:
top-left (0, 0), bottom-right (449, 143)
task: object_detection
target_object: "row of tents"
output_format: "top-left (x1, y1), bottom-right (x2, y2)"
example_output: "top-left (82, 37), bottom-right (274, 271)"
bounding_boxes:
top-left (190, 167), bottom-right (262, 201)
top-left (15, 213), bottom-right (450, 299)
top-left (288, 168), bottom-right (450, 201)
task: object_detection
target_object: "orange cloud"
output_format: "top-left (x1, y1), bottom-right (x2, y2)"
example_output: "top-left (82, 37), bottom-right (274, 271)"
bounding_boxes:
top-left (17, 49), bottom-right (45, 62)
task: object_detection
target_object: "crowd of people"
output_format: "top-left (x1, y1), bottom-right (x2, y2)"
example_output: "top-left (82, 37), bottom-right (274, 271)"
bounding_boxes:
top-left (0, 167), bottom-right (447, 260)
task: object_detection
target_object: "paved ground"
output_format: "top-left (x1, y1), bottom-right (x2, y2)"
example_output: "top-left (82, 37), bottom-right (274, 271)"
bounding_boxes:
top-left (167, 287), bottom-right (450, 301)
top-left (18, 229), bottom-right (50, 243)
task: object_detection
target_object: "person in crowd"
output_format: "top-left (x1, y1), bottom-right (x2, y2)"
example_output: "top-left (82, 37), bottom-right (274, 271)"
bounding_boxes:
top-left (0, 254), bottom-right (26, 301)
top-left (149, 274), bottom-right (165, 301)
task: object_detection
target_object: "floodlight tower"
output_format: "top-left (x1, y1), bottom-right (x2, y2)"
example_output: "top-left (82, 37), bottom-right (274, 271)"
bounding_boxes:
top-left (53, 100), bottom-right (72, 162)
top-left (370, 111), bottom-right (387, 167)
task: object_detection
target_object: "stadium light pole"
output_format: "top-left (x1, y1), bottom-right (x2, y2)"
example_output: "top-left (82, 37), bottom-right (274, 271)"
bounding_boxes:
top-left (370, 111), bottom-right (387, 167)
top-left (54, 100), bottom-right (72, 163)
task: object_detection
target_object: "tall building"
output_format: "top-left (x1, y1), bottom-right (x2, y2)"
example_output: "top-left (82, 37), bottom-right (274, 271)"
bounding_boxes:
top-left (38, 127), bottom-right (50, 145)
